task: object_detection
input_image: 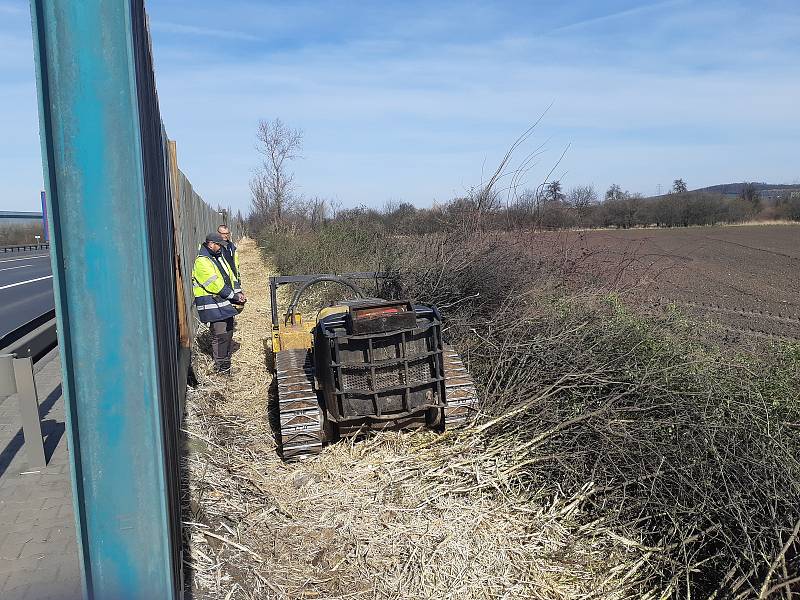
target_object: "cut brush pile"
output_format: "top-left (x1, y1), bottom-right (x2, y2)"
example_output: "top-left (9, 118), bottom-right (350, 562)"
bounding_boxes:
top-left (182, 236), bottom-right (800, 599)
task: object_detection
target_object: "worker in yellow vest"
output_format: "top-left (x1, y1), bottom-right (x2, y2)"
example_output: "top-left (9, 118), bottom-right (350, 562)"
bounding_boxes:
top-left (192, 233), bottom-right (246, 373)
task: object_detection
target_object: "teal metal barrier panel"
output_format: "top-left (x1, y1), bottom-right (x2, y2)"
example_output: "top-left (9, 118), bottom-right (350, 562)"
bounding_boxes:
top-left (30, 1), bottom-right (179, 598)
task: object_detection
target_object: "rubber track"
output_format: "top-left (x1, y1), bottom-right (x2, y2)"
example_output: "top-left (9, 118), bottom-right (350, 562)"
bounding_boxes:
top-left (275, 349), bottom-right (323, 461)
top-left (442, 345), bottom-right (479, 428)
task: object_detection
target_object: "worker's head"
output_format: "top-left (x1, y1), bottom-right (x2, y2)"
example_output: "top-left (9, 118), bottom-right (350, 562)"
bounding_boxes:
top-left (217, 225), bottom-right (230, 242)
top-left (205, 232), bottom-right (224, 253)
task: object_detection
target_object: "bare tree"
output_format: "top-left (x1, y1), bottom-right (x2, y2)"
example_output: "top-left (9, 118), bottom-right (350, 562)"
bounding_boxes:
top-left (308, 197), bottom-right (328, 232)
top-left (605, 184), bottom-right (624, 202)
top-left (475, 108), bottom-right (558, 233)
top-left (250, 118), bottom-right (303, 233)
top-left (740, 182), bottom-right (761, 210)
top-left (568, 185), bottom-right (598, 227)
top-left (234, 209), bottom-right (246, 236)
top-left (568, 185), bottom-right (598, 209)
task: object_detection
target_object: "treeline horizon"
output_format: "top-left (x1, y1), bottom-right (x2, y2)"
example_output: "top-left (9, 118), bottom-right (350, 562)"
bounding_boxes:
top-left (249, 180), bottom-right (800, 236)
top-left (245, 118), bottom-right (799, 235)
top-left (0, 223), bottom-right (45, 246)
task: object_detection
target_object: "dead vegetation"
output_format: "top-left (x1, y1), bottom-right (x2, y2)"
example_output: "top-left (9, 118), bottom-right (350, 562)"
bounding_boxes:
top-left (184, 241), bottom-right (635, 598)
top-left (182, 236), bottom-right (800, 599)
top-left (398, 234), bottom-right (800, 597)
top-left (182, 237), bottom-right (641, 599)
top-left (0, 223), bottom-right (44, 246)
top-left (182, 395), bottom-right (645, 599)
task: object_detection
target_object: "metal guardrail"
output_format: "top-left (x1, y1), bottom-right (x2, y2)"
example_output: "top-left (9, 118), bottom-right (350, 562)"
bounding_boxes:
top-left (0, 310), bottom-right (58, 469)
top-left (0, 309), bottom-right (58, 360)
top-left (0, 243), bottom-right (50, 253)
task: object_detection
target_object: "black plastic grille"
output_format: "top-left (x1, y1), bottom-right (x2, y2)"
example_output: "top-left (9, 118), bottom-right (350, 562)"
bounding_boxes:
top-left (341, 358), bottom-right (432, 392)
top-left (320, 310), bottom-right (446, 421)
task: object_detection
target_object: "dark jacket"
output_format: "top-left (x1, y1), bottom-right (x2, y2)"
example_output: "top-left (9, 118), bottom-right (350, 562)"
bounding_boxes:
top-left (221, 240), bottom-right (241, 293)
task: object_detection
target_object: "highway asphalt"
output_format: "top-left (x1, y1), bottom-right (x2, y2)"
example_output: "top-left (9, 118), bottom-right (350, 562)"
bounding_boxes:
top-left (0, 248), bottom-right (54, 339)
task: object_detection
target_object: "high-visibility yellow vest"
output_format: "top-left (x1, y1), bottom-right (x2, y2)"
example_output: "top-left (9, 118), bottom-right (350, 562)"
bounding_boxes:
top-left (192, 244), bottom-right (239, 323)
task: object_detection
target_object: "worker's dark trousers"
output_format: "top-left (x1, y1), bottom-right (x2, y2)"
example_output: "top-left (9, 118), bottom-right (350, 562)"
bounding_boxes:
top-left (210, 317), bottom-right (235, 369)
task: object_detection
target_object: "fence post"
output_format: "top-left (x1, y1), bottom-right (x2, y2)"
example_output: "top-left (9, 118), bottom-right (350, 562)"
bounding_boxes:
top-left (31, 0), bottom-right (181, 597)
top-left (12, 357), bottom-right (46, 469)
top-left (0, 355), bottom-right (14, 397)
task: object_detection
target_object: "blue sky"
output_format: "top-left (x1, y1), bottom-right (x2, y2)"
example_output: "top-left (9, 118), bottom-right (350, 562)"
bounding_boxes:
top-left (1, 0), bottom-right (799, 213)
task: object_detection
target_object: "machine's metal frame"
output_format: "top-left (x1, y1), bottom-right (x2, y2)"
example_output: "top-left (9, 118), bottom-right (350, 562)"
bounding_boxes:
top-left (269, 272), bottom-right (390, 328)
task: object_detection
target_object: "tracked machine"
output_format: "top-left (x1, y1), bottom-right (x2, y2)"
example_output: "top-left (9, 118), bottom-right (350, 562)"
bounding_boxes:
top-left (268, 273), bottom-right (479, 461)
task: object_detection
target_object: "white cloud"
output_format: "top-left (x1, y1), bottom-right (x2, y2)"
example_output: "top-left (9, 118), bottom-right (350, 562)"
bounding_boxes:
top-left (550, 0), bottom-right (686, 34)
top-left (2, 0), bottom-right (799, 212)
top-left (150, 21), bottom-right (260, 42)
top-left (152, 35), bottom-right (800, 210)
top-left (0, 3), bottom-right (25, 16)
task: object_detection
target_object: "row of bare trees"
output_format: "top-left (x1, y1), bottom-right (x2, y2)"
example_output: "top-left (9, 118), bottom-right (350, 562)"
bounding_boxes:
top-left (372, 185), bottom-right (771, 232)
top-left (248, 119), bottom-right (799, 237)
top-left (0, 223), bottom-right (44, 246)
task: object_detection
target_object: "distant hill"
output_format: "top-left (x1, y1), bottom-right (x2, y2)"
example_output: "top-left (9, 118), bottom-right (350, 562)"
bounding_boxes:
top-left (690, 182), bottom-right (800, 198)
top-left (646, 182), bottom-right (800, 201)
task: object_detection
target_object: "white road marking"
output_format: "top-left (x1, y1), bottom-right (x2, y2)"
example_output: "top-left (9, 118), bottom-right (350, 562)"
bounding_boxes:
top-left (0, 275), bottom-right (53, 291)
top-left (0, 254), bottom-right (50, 264)
top-left (0, 265), bottom-right (33, 272)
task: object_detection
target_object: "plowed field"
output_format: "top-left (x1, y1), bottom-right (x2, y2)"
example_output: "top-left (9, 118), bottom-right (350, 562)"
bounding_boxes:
top-left (529, 224), bottom-right (800, 341)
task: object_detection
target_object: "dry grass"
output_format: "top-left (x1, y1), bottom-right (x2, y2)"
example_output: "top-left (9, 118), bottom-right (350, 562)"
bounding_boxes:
top-left (726, 219), bottom-right (800, 227)
top-left (181, 238), bottom-right (658, 600)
